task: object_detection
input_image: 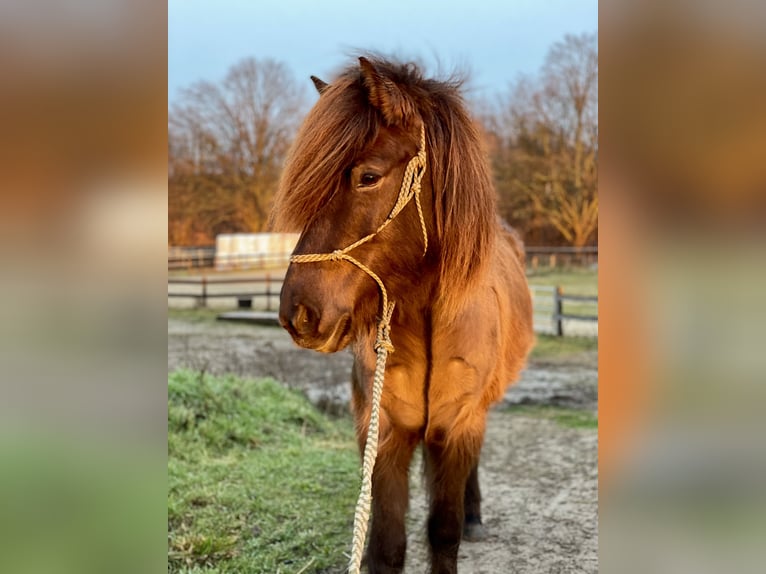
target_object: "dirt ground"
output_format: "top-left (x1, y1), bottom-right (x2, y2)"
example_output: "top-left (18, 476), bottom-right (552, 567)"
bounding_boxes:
top-left (168, 317), bottom-right (598, 573)
top-left (404, 413), bottom-right (597, 573)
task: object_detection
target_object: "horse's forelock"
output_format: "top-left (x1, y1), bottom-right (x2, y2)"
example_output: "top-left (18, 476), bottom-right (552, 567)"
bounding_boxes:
top-left (343, 60), bottom-right (497, 313)
top-left (271, 76), bottom-right (377, 232)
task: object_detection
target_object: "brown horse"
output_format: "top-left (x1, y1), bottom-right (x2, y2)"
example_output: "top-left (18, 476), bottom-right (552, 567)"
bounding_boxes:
top-left (271, 56), bottom-right (533, 574)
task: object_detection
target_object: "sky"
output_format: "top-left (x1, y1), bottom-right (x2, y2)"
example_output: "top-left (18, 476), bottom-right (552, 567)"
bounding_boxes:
top-left (169, 0), bottom-right (597, 103)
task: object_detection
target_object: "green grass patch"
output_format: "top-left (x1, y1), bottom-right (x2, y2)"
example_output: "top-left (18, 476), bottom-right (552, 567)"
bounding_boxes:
top-left (168, 370), bottom-right (359, 573)
top-left (530, 334), bottom-right (598, 360)
top-left (507, 404), bottom-right (598, 429)
top-left (527, 267), bottom-right (598, 320)
top-left (526, 267), bottom-right (598, 296)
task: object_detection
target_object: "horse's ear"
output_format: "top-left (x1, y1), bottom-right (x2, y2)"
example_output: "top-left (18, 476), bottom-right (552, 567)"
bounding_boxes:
top-left (310, 75), bottom-right (329, 95)
top-left (359, 56), bottom-right (415, 126)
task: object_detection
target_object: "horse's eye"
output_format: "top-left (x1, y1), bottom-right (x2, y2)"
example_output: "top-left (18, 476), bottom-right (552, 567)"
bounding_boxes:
top-left (359, 173), bottom-right (381, 187)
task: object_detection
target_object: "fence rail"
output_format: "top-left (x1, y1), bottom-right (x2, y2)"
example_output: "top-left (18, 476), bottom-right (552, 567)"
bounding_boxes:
top-left (168, 275), bottom-right (282, 311)
top-left (525, 246), bottom-right (597, 269)
top-left (168, 247), bottom-right (215, 270)
top-left (552, 286), bottom-right (598, 336)
top-left (168, 251), bottom-right (293, 271)
top-left (169, 275), bottom-right (597, 337)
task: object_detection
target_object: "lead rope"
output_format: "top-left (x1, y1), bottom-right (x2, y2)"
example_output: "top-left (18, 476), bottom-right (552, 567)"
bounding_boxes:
top-left (289, 126), bottom-right (427, 574)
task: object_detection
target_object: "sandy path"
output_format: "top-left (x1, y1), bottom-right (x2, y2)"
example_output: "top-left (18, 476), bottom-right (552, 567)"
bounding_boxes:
top-left (403, 411), bottom-right (598, 573)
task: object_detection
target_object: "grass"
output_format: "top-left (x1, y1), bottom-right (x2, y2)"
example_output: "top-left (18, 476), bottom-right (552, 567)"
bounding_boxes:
top-left (526, 267), bottom-right (598, 295)
top-left (168, 308), bottom-right (228, 323)
top-left (168, 370), bottom-right (359, 573)
top-left (507, 405), bottom-right (598, 429)
top-left (530, 334), bottom-right (597, 361)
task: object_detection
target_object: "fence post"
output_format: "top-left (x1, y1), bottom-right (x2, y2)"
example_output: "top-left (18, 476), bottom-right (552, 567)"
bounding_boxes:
top-left (266, 273), bottom-right (271, 311)
top-left (554, 286), bottom-right (563, 337)
top-left (201, 276), bottom-right (208, 308)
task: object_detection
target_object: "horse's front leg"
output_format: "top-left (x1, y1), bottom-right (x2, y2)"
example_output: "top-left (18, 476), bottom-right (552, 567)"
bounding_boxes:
top-left (352, 385), bottom-right (418, 573)
top-left (368, 422), bottom-right (418, 573)
top-left (424, 406), bottom-right (486, 574)
top-left (423, 439), bottom-right (474, 573)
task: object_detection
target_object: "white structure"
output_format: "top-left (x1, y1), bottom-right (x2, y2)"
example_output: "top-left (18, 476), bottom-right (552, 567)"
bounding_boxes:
top-left (215, 233), bottom-right (299, 270)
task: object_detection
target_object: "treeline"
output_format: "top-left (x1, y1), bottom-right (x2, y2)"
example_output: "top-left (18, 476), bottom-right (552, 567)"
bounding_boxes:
top-left (169, 33), bottom-right (597, 247)
top-left (169, 59), bottom-right (306, 245)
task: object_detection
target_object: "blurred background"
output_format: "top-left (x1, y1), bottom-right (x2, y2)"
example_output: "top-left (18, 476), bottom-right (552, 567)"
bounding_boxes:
top-left (600, 1), bottom-right (766, 572)
top-left (0, 1), bottom-right (167, 573)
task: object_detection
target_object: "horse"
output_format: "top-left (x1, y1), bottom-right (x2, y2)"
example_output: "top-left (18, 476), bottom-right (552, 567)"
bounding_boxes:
top-left (271, 55), bottom-right (533, 574)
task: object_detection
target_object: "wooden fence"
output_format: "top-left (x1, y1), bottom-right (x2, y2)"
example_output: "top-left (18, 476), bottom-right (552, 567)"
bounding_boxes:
top-left (169, 276), bottom-right (597, 336)
top-left (526, 246), bottom-right (598, 269)
top-left (169, 248), bottom-right (293, 271)
top-left (168, 247), bottom-right (215, 270)
top-left (168, 275), bottom-right (282, 311)
top-left (529, 285), bottom-right (598, 336)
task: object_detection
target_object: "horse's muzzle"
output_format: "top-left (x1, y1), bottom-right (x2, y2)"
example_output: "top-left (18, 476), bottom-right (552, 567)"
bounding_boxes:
top-left (279, 299), bottom-right (353, 353)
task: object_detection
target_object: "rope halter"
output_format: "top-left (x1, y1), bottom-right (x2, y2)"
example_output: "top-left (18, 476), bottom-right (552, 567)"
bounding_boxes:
top-left (287, 124), bottom-right (427, 574)
top-left (289, 124), bottom-right (428, 319)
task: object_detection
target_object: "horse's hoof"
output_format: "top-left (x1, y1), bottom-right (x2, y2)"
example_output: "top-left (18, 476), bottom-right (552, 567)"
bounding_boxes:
top-left (463, 521), bottom-right (488, 542)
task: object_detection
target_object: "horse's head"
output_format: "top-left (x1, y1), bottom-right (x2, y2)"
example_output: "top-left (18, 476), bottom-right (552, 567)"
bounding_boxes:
top-left (271, 56), bottom-right (496, 352)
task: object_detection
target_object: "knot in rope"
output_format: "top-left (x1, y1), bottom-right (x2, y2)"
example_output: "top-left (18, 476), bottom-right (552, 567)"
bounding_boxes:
top-left (374, 325), bottom-right (394, 354)
top-left (373, 303), bottom-right (396, 354)
top-left (330, 249), bottom-right (344, 261)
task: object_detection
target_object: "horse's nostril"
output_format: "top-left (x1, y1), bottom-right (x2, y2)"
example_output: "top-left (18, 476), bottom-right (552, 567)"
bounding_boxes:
top-left (291, 303), bottom-right (318, 336)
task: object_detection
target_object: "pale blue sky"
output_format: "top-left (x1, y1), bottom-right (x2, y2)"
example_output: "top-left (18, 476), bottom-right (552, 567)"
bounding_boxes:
top-left (169, 0), bottom-right (597, 102)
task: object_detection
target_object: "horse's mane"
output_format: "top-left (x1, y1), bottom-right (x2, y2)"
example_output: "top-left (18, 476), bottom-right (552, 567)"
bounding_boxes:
top-left (271, 56), bottom-right (498, 313)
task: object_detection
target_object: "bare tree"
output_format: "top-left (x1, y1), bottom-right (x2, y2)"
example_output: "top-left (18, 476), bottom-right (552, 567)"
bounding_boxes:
top-left (169, 58), bottom-right (306, 244)
top-left (485, 32), bottom-right (598, 246)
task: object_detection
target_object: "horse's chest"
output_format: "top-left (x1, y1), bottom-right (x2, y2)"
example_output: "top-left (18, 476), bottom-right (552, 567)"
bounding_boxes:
top-left (380, 363), bottom-right (427, 432)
